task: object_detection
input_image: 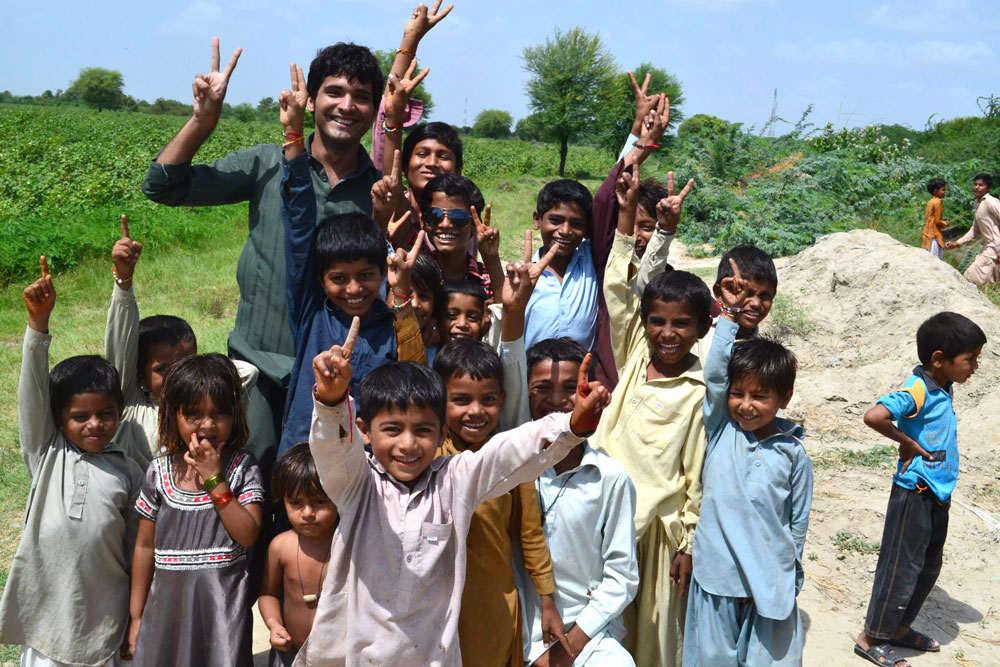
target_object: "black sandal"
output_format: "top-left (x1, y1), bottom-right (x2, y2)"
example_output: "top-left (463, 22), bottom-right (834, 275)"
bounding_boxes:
top-left (854, 643), bottom-right (909, 666)
top-left (888, 628), bottom-right (940, 652)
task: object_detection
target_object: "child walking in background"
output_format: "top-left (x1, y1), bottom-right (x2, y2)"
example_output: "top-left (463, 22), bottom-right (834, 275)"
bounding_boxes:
top-left (128, 354), bottom-right (264, 666)
top-left (684, 260), bottom-right (813, 667)
top-left (853, 312), bottom-right (986, 667)
top-left (593, 163), bottom-right (705, 667)
top-left (106, 214), bottom-right (263, 467)
top-left (0, 257), bottom-right (144, 667)
top-left (922, 179), bottom-right (949, 259)
top-left (259, 444), bottom-right (339, 667)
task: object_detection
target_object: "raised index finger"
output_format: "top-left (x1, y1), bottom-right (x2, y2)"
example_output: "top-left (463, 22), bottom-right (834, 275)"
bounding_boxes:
top-left (390, 149), bottom-right (402, 183)
top-left (678, 178), bottom-right (695, 201)
top-left (39, 255), bottom-right (50, 279)
top-left (667, 171), bottom-right (675, 197)
top-left (222, 46), bottom-right (242, 79)
top-left (523, 229), bottom-right (532, 263)
top-left (430, 2), bottom-right (454, 22)
top-left (120, 214), bottom-right (130, 239)
top-left (728, 258), bottom-right (743, 284)
top-left (210, 37), bottom-right (220, 72)
top-left (342, 316), bottom-right (361, 356)
top-left (577, 353), bottom-right (592, 389)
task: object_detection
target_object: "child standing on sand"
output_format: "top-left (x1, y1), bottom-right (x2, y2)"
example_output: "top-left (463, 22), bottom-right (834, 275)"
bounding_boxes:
top-left (921, 179), bottom-right (949, 259)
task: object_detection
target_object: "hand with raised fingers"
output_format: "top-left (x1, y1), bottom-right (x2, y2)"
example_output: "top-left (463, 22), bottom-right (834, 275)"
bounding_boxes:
top-left (615, 161), bottom-right (641, 211)
top-left (474, 205), bottom-right (499, 261)
top-left (385, 59), bottom-right (430, 125)
top-left (570, 354), bottom-right (611, 437)
top-left (403, 1), bottom-right (454, 41)
top-left (388, 230), bottom-right (425, 300)
top-left (372, 150), bottom-right (406, 230)
top-left (111, 214), bottom-right (143, 287)
top-left (279, 63), bottom-right (308, 137)
top-left (719, 258), bottom-right (750, 320)
top-left (312, 317), bottom-right (359, 405)
top-left (192, 37), bottom-right (242, 126)
top-left (184, 431), bottom-right (223, 483)
top-left (655, 171), bottom-right (695, 234)
top-left (521, 230), bottom-right (560, 282)
top-left (639, 94), bottom-right (670, 148)
top-left (24, 255), bottom-right (56, 333)
top-left (628, 71), bottom-right (659, 136)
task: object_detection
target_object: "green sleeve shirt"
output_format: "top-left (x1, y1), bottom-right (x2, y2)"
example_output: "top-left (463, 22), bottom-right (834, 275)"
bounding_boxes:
top-left (141, 136), bottom-right (378, 385)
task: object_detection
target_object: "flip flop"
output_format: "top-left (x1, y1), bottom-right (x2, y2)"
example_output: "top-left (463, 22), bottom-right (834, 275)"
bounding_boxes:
top-left (854, 643), bottom-right (909, 666)
top-left (888, 628), bottom-right (940, 652)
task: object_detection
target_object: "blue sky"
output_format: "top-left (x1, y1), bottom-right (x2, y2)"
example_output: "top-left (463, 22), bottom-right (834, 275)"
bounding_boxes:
top-left (2, 0), bottom-right (996, 131)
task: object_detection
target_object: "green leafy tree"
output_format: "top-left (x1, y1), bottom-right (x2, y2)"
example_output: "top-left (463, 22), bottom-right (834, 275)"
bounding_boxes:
top-left (522, 27), bottom-right (617, 175)
top-left (230, 102), bottom-right (256, 122)
top-left (257, 96), bottom-right (278, 116)
top-left (473, 109), bottom-right (513, 138)
top-left (513, 113), bottom-right (549, 142)
top-left (68, 67), bottom-right (125, 112)
top-left (594, 63), bottom-right (684, 153)
top-left (678, 113), bottom-right (729, 139)
top-left (373, 49), bottom-right (435, 118)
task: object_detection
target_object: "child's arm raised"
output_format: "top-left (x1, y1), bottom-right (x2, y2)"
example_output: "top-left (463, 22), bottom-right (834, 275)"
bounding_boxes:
top-left (475, 205), bottom-right (505, 295)
top-left (704, 259), bottom-right (750, 439)
top-left (603, 165), bottom-right (643, 369)
top-left (105, 215), bottom-right (146, 410)
top-left (19, 256), bottom-right (58, 474)
top-left (632, 172), bottom-right (695, 298)
top-left (259, 536), bottom-right (294, 652)
top-left (309, 319), bottom-right (371, 507)
top-left (371, 150), bottom-right (411, 245)
top-left (388, 228), bottom-right (428, 365)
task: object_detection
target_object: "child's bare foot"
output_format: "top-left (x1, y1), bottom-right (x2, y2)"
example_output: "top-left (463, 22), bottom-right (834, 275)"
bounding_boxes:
top-left (854, 632), bottom-right (911, 666)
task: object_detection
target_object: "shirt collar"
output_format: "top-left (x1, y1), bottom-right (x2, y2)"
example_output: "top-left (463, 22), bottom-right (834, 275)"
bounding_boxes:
top-left (305, 133), bottom-right (378, 181)
top-left (368, 452), bottom-right (448, 497)
top-left (639, 348), bottom-right (707, 386)
top-left (534, 239), bottom-right (591, 270)
top-left (912, 365), bottom-right (950, 394)
top-left (744, 417), bottom-right (806, 450)
top-left (547, 441), bottom-right (602, 479)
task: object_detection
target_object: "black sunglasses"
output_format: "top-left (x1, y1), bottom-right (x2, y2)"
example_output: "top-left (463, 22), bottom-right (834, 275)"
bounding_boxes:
top-left (425, 207), bottom-right (473, 228)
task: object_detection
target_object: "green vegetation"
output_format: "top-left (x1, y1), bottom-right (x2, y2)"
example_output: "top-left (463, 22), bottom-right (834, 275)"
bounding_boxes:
top-left (472, 109), bottom-right (514, 139)
top-left (813, 444), bottom-right (899, 469)
top-left (68, 67), bottom-right (125, 112)
top-left (765, 293), bottom-right (814, 339)
top-left (831, 530), bottom-right (881, 555)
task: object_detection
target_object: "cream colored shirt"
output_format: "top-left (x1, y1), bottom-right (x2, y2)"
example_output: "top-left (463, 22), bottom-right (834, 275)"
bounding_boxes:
top-left (592, 232), bottom-right (707, 552)
top-left (296, 398), bottom-right (582, 666)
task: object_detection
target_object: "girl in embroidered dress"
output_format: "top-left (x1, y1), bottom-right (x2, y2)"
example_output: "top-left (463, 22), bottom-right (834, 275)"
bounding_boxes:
top-left (127, 354), bottom-right (264, 666)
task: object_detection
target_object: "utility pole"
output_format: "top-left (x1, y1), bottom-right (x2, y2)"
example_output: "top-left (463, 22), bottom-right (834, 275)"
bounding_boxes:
top-left (768, 89), bottom-right (778, 137)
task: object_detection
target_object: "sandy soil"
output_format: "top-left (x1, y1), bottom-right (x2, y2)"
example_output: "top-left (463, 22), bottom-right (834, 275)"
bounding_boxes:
top-left (246, 230), bottom-right (1000, 666)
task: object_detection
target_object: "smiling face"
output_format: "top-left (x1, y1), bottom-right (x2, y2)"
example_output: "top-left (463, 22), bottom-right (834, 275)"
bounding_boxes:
top-left (533, 202), bottom-right (588, 260)
top-left (176, 393), bottom-right (234, 452)
top-left (321, 258), bottom-right (384, 318)
top-left (284, 491), bottom-right (338, 539)
top-left (727, 375), bottom-right (790, 439)
top-left (644, 299), bottom-right (709, 375)
top-left (408, 139), bottom-right (457, 196)
top-left (359, 405), bottom-right (445, 486)
top-left (59, 392), bottom-right (121, 453)
top-left (438, 293), bottom-right (485, 343)
top-left (308, 75), bottom-right (375, 147)
top-left (426, 192), bottom-right (473, 258)
top-left (634, 205), bottom-right (657, 259)
top-left (527, 359), bottom-right (580, 420)
top-left (141, 339), bottom-right (196, 398)
top-left (444, 374), bottom-right (504, 448)
top-left (714, 277), bottom-right (775, 334)
top-left (411, 285), bottom-right (435, 331)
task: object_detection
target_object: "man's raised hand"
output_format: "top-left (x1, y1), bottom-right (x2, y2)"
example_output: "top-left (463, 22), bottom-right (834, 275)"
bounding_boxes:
top-left (279, 63), bottom-right (308, 136)
top-left (312, 316), bottom-right (360, 405)
top-left (111, 214), bottom-right (143, 286)
top-left (372, 150), bottom-right (406, 232)
top-left (387, 230), bottom-right (425, 300)
top-left (655, 171), bottom-right (695, 234)
top-left (192, 37), bottom-right (242, 125)
top-left (570, 354), bottom-right (610, 437)
top-left (403, 1), bottom-right (454, 41)
top-left (628, 71), bottom-right (659, 136)
top-left (385, 60), bottom-right (431, 124)
top-left (24, 255), bottom-right (56, 333)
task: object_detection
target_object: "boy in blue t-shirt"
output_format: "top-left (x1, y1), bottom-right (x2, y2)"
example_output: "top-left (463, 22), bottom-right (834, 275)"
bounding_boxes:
top-left (853, 312), bottom-right (986, 667)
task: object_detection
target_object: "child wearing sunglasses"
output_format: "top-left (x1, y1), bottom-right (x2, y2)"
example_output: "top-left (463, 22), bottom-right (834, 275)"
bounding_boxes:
top-left (419, 174), bottom-right (499, 298)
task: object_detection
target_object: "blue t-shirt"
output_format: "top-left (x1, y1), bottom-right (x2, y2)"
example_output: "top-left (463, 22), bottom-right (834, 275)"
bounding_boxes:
top-left (877, 366), bottom-right (959, 502)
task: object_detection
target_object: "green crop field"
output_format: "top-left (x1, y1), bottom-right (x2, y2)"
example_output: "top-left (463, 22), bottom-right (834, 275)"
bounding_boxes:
top-left (0, 102), bottom-right (997, 658)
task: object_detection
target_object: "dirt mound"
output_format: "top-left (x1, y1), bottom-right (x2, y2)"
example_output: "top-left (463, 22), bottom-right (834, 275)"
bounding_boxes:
top-left (762, 229), bottom-right (1000, 446)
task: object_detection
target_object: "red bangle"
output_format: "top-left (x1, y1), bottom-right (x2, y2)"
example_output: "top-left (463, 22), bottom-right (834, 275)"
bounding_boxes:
top-left (382, 120), bottom-right (403, 133)
top-left (210, 488), bottom-right (234, 507)
top-left (284, 131), bottom-right (303, 140)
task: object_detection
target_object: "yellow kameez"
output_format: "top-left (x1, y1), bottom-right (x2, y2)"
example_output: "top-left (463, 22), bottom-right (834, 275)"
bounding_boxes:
top-left (922, 196), bottom-right (948, 250)
top-left (436, 436), bottom-right (555, 666)
top-left (592, 233), bottom-right (708, 667)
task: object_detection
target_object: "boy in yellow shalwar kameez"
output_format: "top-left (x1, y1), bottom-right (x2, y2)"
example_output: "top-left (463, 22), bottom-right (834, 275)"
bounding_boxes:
top-left (593, 165), bottom-right (708, 667)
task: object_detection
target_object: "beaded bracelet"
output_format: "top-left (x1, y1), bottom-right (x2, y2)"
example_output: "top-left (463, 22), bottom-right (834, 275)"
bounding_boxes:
top-left (721, 305), bottom-right (742, 316)
top-left (389, 295), bottom-right (413, 311)
top-left (382, 120), bottom-right (403, 133)
top-left (111, 267), bottom-right (131, 287)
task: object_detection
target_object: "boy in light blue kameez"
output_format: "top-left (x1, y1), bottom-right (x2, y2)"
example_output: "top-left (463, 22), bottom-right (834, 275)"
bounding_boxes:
top-left (683, 260), bottom-right (813, 667)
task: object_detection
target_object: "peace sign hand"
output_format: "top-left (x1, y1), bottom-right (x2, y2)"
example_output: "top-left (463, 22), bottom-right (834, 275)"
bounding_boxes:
top-left (639, 94), bottom-right (670, 147)
top-left (615, 161), bottom-right (641, 211)
top-left (111, 214), bottom-right (143, 285)
top-left (372, 150), bottom-right (406, 231)
top-left (505, 231), bottom-right (560, 305)
top-left (279, 63), bottom-right (308, 135)
top-left (569, 354), bottom-right (611, 437)
top-left (385, 59), bottom-right (430, 124)
top-left (192, 37), bottom-right (242, 124)
top-left (387, 230), bottom-right (425, 298)
top-left (655, 171), bottom-right (695, 234)
top-left (24, 255), bottom-right (56, 332)
top-left (473, 205), bottom-right (499, 261)
top-left (403, 1), bottom-right (454, 41)
top-left (628, 71), bottom-right (659, 135)
top-left (719, 258), bottom-right (750, 320)
top-left (312, 316), bottom-right (360, 405)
